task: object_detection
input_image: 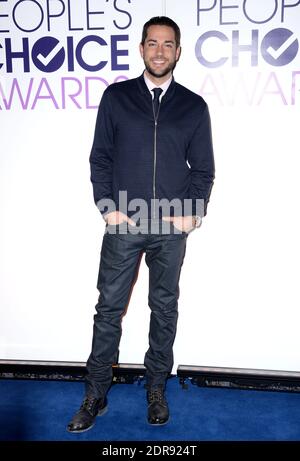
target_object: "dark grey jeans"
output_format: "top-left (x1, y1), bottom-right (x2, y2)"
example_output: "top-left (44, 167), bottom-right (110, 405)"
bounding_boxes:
top-left (85, 222), bottom-right (187, 398)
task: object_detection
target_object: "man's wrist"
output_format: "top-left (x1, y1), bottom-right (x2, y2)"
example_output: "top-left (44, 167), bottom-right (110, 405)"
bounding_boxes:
top-left (192, 215), bottom-right (202, 228)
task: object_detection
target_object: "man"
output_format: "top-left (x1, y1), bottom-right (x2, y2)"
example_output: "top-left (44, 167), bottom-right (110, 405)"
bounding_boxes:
top-left (67, 16), bottom-right (214, 432)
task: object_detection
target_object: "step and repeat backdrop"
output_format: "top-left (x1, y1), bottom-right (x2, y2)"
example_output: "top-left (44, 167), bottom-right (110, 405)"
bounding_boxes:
top-left (1, 0), bottom-right (300, 372)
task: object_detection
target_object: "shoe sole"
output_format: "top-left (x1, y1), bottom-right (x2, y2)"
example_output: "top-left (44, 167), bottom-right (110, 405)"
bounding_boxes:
top-left (66, 405), bottom-right (108, 433)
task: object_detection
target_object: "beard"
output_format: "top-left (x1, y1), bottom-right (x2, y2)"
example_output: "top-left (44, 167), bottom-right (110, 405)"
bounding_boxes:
top-left (144, 58), bottom-right (177, 79)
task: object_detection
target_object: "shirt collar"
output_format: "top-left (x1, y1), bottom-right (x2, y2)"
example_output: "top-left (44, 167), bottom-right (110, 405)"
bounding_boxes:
top-left (143, 71), bottom-right (173, 100)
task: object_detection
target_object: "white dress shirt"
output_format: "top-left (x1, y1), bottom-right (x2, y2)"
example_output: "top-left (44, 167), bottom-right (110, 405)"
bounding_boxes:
top-left (143, 72), bottom-right (173, 101)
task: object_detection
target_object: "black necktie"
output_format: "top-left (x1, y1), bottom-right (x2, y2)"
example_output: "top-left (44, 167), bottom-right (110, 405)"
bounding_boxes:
top-left (152, 88), bottom-right (163, 119)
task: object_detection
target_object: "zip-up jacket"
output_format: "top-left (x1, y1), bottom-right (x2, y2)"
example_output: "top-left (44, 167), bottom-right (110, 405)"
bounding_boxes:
top-left (90, 74), bottom-right (215, 218)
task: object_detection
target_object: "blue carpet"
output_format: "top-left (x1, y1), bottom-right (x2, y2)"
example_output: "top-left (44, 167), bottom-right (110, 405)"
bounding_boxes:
top-left (0, 377), bottom-right (300, 441)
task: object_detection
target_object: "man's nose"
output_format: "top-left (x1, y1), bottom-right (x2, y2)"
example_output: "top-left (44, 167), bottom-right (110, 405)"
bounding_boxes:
top-left (156, 45), bottom-right (163, 55)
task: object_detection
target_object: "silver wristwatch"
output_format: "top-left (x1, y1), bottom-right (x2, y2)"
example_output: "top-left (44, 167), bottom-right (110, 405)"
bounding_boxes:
top-left (193, 216), bottom-right (202, 228)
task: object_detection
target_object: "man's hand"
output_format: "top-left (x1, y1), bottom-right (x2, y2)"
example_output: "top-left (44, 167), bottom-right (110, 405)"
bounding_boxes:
top-left (162, 216), bottom-right (196, 233)
top-left (105, 211), bottom-right (136, 226)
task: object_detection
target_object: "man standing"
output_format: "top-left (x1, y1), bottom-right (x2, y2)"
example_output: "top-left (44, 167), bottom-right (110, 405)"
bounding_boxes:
top-left (67, 16), bottom-right (214, 432)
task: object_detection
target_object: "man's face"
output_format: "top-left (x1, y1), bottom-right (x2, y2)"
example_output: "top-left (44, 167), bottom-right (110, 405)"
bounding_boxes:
top-left (139, 25), bottom-right (181, 81)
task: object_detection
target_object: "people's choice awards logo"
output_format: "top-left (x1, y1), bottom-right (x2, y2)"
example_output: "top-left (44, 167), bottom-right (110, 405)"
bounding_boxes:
top-left (194, 1), bottom-right (300, 106)
top-left (0, 0), bottom-right (132, 110)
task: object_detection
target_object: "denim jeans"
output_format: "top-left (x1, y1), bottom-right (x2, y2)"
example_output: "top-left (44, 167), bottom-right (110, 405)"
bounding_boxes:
top-left (85, 221), bottom-right (187, 397)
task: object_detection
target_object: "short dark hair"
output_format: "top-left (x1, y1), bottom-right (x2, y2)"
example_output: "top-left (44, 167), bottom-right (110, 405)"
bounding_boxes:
top-left (141, 16), bottom-right (181, 48)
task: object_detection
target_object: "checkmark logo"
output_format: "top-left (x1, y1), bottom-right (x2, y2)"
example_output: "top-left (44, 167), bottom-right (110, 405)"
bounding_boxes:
top-left (36, 42), bottom-right (63, 67)
top-left (32, 37), bottom-right (65, 73)
top-left (261, 28), bottom-right (298, 67)
top-left (266, 34), bottom-right (297, 60)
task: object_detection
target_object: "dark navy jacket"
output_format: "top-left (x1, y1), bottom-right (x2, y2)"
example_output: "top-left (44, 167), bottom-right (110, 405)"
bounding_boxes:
top-left (90, 74), bottom-right (215, 218)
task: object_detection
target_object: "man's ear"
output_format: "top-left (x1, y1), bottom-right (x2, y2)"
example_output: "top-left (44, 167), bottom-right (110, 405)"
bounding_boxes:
top-left (176, 46), bottom-right (182, 62)
top-left (139, 43), bottom-right (144, 58)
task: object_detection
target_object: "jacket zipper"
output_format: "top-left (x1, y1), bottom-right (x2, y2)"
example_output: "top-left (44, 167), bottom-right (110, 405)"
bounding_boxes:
top-left (152, 100), bottom-right (161, 219)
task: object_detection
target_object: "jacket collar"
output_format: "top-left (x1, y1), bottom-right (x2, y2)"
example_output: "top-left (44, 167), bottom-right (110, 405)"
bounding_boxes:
top-left (136, 73), bottom-right (176, 102)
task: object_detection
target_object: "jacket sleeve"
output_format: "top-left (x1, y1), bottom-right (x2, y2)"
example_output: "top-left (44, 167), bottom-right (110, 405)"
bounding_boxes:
top-left (187, 103), bottom-right (215, 217)
top-left (89, 89), bottom-right (115, 216)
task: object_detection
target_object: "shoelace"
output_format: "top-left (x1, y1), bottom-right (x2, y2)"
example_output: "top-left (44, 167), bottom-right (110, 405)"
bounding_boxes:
top-left (81, 397), bottom-right (96, 413)
top-left (148, 389), bottom-right (164, 403)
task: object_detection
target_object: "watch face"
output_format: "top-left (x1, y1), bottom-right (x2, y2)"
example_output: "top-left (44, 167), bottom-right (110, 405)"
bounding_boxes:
top-left (195, 216), bottom-right (202, 228)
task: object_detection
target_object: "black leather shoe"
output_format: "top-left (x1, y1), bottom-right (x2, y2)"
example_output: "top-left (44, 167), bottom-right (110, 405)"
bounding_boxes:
top-left (147, 387), bottom-right (169, 425)
top-left (67, 396), bottom-right (107, 433)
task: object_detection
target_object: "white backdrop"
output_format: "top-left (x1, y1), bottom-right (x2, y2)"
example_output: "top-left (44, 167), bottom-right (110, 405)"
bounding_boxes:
top-left (1, 0), bottom-right (300, 372)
